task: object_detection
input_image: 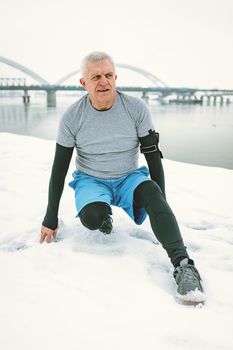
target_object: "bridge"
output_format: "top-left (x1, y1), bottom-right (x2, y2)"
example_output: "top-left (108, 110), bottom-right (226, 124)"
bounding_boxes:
top-left (0, 56), bottom-right (233, 107)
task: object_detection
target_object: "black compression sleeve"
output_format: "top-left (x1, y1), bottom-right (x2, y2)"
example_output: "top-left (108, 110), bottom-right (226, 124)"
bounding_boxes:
top-left (42, 143), bottom-right (74, 229)
top-left (139, 133), bottom-right (166, 198)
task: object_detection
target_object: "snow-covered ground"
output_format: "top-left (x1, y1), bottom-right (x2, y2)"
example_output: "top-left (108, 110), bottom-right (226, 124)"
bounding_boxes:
top-left (0, 133), bottom-right (233, 350)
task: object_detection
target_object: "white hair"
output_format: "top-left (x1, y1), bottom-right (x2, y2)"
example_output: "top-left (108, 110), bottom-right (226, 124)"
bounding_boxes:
top-left (80, 51), bottom-right (115, 77)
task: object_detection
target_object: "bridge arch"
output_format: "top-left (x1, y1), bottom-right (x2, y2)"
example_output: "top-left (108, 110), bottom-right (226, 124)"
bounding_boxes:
top-left (201, 94), bottom-right (223, 104)
top-left (55, 63), bottom-right (167, 87)
top-left (0, 56), bottom-right (49, 85)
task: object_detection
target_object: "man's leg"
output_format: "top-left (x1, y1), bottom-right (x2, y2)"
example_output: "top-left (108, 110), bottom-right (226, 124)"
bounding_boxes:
top-left (134, 180), bottom-right (204, 301)
top-left (79, 201), bottom-right (113, 234)
top-left (133, 180), bottom-right (189, 267)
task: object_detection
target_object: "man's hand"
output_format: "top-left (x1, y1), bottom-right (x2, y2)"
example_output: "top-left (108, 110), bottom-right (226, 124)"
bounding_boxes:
top-left (40, 225), bottom-right (58, 243)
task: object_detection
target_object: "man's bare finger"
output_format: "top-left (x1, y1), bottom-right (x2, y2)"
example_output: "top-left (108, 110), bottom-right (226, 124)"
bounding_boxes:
top-left (40, 232), bottom-right (47, 243)
top-left (45, 232), bottom-right (55, 243)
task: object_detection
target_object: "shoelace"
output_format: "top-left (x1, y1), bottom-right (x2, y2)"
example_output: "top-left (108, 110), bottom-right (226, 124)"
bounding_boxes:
top-left (179, 265), bottom-right (201, 283)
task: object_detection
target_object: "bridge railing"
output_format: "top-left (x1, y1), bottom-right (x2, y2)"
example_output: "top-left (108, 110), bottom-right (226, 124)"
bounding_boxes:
top-left (0, 78), bottom-right (26, 86)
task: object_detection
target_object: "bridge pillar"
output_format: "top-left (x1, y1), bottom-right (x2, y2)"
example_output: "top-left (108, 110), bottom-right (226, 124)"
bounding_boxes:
top-left (47, 90), bottom-right (56, 107)
top-left (202, 95), bottom-right (211, 104)
top-left (22, 90), bottom-right (30, 104)
top-left (142, 91), bottom-right (149, 103)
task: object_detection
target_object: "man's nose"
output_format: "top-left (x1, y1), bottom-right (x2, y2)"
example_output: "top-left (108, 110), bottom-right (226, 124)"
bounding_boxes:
top-left (99, 76), bottom-right (108, 85)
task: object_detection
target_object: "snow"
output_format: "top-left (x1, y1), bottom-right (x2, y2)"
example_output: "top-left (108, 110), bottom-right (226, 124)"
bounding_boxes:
top-left (0, 132), bottom-right (233, 350)
top-left (176, 289), bottom-right (206, 304)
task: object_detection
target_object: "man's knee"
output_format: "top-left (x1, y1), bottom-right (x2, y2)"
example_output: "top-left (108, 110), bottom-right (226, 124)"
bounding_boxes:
top-left (134, 180), bottom-right (163, 207)
top-left (79, 202), bottom-right (110, 230)
top-left (134, 180), bottom-right (174, 219)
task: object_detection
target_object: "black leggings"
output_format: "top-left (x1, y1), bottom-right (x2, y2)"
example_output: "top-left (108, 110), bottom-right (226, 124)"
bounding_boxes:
top-left (134, 180), bottom-right (189, 267)
top-left (79, 181), bottom-right (188, 267)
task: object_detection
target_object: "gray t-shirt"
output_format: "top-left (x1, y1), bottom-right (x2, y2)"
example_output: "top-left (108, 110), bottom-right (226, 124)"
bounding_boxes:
top-left (57, 90), bottom-right (154, 178)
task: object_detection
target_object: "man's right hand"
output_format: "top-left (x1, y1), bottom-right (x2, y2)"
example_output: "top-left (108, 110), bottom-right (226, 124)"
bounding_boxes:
top-left (40, 225), bottom-right (58, 243)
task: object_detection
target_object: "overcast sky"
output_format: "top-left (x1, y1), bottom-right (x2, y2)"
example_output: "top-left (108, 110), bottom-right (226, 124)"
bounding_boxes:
top-left (1, 0), bottom-right (233, 88)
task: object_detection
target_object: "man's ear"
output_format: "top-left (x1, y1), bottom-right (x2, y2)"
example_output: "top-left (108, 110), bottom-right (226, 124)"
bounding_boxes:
top-left (80, 78), bottom-right (85, 88)
top-left (115, 74), bottom-right (117, 81)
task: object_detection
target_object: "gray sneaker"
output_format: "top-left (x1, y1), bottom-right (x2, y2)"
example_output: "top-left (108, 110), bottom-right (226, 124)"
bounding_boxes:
top-left (173, 258), bottom-right (205, 303)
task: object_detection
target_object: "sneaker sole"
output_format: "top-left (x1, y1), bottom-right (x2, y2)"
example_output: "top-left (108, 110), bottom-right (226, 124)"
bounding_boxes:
top-left (176, 290), bottom-right (206, 306)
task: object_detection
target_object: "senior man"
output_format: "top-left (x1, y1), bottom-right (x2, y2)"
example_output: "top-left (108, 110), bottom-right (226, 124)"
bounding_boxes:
top-left (41, 51), bottom-right (204, 303)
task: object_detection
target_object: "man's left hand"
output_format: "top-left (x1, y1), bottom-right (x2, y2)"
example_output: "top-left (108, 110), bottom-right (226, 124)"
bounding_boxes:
top-left (40, 225), bottom-right (58, 243)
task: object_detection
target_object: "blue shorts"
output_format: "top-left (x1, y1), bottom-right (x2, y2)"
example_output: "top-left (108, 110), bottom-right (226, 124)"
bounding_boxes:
top-left (69, 166), bottom-right (150, 225)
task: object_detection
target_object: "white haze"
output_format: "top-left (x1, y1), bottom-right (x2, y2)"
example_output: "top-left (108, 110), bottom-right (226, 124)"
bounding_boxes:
top-left (1, 0), bottom-right (233, 88)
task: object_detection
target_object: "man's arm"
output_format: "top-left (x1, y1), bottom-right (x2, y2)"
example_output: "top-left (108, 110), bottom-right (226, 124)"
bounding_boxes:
top-left (139, 129), bottom-right (166, 198)
top-left (41, 143), bottom-right (74, 242)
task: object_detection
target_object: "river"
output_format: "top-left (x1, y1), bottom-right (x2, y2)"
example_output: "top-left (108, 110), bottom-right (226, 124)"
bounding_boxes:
top-left (1, 93), bottom-right (233, 169)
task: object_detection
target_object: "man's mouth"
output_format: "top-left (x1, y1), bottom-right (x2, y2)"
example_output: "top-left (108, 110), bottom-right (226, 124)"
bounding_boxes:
top-left (97, 89), bottom-right (110, 92)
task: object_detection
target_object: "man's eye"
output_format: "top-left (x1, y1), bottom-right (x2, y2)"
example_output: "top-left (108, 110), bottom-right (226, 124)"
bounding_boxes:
top-left (106, 73), bottom-right (113, 78)
top-left (92, 75), bottom-right (101, 81)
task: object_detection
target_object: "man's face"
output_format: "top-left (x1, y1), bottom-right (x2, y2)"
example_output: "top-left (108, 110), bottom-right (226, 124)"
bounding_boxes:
top-left (80, 59), bottom-right (117, 109)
